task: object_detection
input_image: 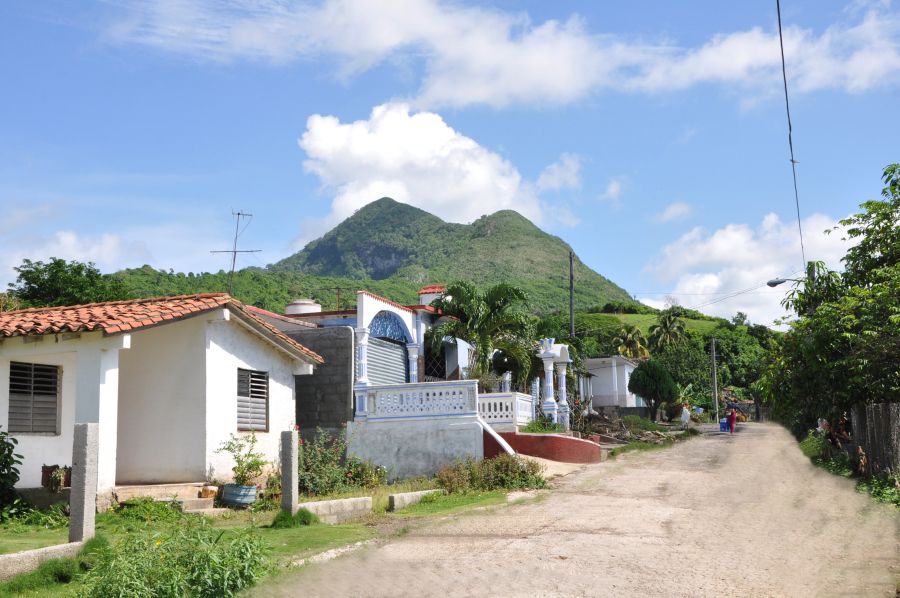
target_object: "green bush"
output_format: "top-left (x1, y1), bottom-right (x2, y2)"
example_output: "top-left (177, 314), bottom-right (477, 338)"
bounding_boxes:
top-left (799, 430), bottom-right (824, 459)
top-left (0, 426), bottom-right (23, 521)
top-left (270, 507), bottom-right (319, 528)
top-left (857, 474), bottom-right (900, 508)
top-left (622, 415), bottom-right (664, 433)
top-left (79, 521), bottom-right (268, 598)
top-left (18, 503), bottom-right (69, 529)
top-left (436, 455), bottom-right (546, 494)
top-left (521, 416), bottom-right (565, 434)
top-left (217, 433), bottom-right (268, 486)
top-left (116, 497), bottom-right (184, 523)
top-left (297, 428), bottom-right (386, 495)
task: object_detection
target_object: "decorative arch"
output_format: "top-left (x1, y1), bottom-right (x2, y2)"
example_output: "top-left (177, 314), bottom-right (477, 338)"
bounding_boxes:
top-left (369, 311), bottom-right (411, 343)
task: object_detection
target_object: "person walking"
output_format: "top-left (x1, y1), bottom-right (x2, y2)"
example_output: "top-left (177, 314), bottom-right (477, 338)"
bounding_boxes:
top-left (727, 408), bottom-right (738, 434)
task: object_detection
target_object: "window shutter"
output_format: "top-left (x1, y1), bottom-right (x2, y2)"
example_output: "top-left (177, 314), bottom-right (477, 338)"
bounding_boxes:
top-left (237, 369), bottom-right (268, 431)
top-left (8, 362), bottom-right (60, 434)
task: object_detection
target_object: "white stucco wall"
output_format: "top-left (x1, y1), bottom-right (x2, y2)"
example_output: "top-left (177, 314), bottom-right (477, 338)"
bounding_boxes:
top-left (204, 315), bottom-right (299, 484)
top-left (0, 346), bottom-right (77, 488)
top-left (116, 317), bottom-right (207, 484)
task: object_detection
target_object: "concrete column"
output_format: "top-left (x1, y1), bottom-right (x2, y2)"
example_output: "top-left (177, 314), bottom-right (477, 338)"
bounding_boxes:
top-left (556, 363), bottom-right (570, 430)
top-left (355, 327), bottom-right (370, 384)
top-left (541, 356), bottom-right (557, 423)
top-left (406, 344), bottom-right (419, 383)
top-left (610, 358), bottom-right (620, 407)
top-left (74, 337), bottom-right (128, 494)
top-left (69, 423), bottom-right (98, 543)
top-left (280, 431), bottom-right (299, 515)
top-left (354, 384), bottom-right (369, 421)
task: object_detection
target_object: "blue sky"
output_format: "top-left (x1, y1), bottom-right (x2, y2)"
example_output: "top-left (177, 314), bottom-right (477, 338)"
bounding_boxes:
top-left (1, 1), bottom-right (898, 325)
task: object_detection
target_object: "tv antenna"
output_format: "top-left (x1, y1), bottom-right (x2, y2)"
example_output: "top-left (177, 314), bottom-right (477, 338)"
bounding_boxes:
top-left (211, 211), bottom-right (261, 296)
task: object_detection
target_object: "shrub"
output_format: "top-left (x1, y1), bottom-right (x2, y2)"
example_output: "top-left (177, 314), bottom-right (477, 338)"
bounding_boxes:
top-left (622, 415), bottom-right (665, 433)
top-left (79, 520), bottom-right (268, 598)
top-left (345, 457), bottom-right (387, 489)
top-left (270, 507), bottom-right (319, 528)
top-left (436, 455), bottom-right (546, 494)
top-left (116, 497), bottom-right (184, 523)
top-left (0, 426), bottom-right (23, 519)
top-left (18, 503), bottom-right (69, 529)
top-left (298, 429), bottom-right (347, 496)
top-left (857, 474), bottom-right (900, 508)
top-left (521, 416), bottom-right (565, 434)
top-left (799, 430), bottom-right (824, 460)
top-left (217, 433), bottom-right (268, 486)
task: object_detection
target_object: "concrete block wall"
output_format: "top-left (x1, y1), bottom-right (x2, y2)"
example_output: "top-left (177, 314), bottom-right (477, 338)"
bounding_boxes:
top-left (300, 496), bottom-right (372, 524)
top-left (286, 327), bottom-right (355, 439)
top-left (388, 489), bottom-right (443, 512)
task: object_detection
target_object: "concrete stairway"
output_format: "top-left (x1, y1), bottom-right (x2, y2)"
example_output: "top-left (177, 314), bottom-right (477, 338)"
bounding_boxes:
top-left (113, 483), bottom-right (228, 516)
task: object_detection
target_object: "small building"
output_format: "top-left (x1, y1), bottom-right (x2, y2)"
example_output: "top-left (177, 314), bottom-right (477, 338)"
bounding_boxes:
top-left (584, 355), bottom-right (646, 409)
top-left (0, 294), bottom-right (322, 506)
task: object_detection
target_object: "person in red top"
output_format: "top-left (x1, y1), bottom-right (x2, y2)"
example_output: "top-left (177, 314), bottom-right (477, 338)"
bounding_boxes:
top-left (727, 408), bottom-right (738, 434)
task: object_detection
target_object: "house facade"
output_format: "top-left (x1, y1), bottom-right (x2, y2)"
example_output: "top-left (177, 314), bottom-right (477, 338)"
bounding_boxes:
top-left (584, 355), bottom-right (646, 409)
top-left (0, 294), bottom-right (322, 504)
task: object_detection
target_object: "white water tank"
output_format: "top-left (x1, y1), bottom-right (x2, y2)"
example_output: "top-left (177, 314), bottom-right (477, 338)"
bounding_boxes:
top-left (285, 298), bottom-right (322, 315)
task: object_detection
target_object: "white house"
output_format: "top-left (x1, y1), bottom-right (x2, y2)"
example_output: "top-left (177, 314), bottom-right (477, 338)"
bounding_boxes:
top-left (0, 294), bottom-right (322, 505)
top-left (585, 356), bottom-right (646, 409)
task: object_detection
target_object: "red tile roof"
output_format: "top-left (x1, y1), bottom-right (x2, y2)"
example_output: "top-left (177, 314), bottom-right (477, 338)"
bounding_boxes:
top-left (0, 294), bottom-right (323, 364)
top-left (418, 284), bottom-right (446, 294)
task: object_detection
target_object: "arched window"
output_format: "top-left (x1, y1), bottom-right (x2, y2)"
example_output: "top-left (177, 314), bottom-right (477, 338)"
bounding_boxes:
top-left (368, 311), bottom-right (409, 343)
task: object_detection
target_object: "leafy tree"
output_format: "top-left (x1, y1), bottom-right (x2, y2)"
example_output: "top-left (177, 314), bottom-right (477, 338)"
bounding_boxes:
top-left (8, 258), bottom-right (131, 307)
top-left (628, 359), bottom-right (677, 422)
top-left (649, 308), bottom-right (688, 351)
top-left (655, 335), bottom-right (713, 407)
top-left (612, 323), bottom-right (650, 359)
top-left (427, 281), bottom-right (535, 385)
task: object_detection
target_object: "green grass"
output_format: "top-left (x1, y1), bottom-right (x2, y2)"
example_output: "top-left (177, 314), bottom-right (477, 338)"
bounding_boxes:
top-left (0, 526), bottom-right (68, 555)
top-left (609, 440), bottom-right (673, 458)
top-left (622, 414), bottom-right (666, 433)
top-left (0, 536), bottom-right (107, 598)
top-left (612, 313), bottom-right (720, 336)
top-left (393, 491), bottom-right (507, 516)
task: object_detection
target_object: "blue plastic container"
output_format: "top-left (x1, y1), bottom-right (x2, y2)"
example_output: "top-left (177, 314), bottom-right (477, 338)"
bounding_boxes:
top-left (222, 483), bottom-right (257, 507)
top-left (719, 419), bottom-right (728, 432)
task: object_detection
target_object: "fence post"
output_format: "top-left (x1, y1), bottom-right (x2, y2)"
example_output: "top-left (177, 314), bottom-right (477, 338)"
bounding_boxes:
top-left (281, 430), bottom-right (299, 515)
top-left (69, 423), bottom-right (98, 543)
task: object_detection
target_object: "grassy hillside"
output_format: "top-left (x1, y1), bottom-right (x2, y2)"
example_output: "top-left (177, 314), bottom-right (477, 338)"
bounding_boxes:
top-left (270, 198), bottom-right (633, 313)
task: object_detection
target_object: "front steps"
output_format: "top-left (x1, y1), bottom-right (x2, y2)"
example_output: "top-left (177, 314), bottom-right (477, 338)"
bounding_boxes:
top-left (113, 483), bottom-right (229, 516)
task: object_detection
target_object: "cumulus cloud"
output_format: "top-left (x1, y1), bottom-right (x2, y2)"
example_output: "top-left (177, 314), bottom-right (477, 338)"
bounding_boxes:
top-left (642, 212), bottom-right (853, 326)
top-left (536, 154), bottom-right (581, 193)
top-left (105, 0), bottom-right (900, 108)
top-left (655, 201), bottom-right (692, 222)
top-left (296, 102), bottom-right (576, 245)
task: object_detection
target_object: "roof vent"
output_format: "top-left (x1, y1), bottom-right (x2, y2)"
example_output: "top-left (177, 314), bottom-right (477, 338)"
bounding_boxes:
top-left (285, 298), bottom-right (322, 316)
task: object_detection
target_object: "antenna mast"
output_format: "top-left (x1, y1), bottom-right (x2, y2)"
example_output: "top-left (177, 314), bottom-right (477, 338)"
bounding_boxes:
top-left (211, 211), bottom-right (261, 296)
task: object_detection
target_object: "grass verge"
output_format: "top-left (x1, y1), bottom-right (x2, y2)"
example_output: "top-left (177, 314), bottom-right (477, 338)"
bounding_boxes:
top-left (609, 440), bottom-right (674, 458)
top-left (393, 490), bottom-right (507, 516)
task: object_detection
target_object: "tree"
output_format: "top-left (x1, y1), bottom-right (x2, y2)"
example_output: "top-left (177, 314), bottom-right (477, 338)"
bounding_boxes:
top-left (649, 308), bottom-right (688, 351)
top-left (8, 258), bottom-right (131, 307)
top-left (612, 324), bottom-right (650, 359)
top-left (655, 335), bottom-right (713, 407)
top-left (427, 281), bottom-right (535, 385)
top-left (628, 359), bottom-right (677, 422)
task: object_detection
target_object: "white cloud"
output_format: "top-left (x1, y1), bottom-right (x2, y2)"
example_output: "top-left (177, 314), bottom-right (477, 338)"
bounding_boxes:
top-left (106, 1), bottom-right (900, 108)
top-left (536, 154), bottom-right (581, 193)
top-left (643, 212), bottom-right (853, 326)
top-left (655, 201), bottom-right (692, 222)
top-left (296, 102), bottom-right (572, 246)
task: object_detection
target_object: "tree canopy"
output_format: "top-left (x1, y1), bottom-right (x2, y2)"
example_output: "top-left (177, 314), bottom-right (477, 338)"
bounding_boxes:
top-left (628, 359), bottom-right (677, 422)
top-left (8, 258), bottom-right (131, 308)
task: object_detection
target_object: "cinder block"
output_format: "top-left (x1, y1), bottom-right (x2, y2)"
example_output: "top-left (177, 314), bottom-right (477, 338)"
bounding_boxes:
top-left (388, 489), bottom-right (444, 512)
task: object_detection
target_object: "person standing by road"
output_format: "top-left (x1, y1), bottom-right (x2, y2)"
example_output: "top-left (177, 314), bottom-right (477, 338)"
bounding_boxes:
top-left (680, 403), bottom-right (691, 430)
top-left (727, 408), bottom-right (738, 434)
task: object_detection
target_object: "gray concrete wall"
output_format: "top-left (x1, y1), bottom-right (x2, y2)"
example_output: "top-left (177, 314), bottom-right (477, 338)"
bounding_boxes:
top-left (388, 489), bottom-right (443, 511)
top-left (285, 327), bottom-right (355, 439)
top-left (346, 416), bottom-right (485, 480)
top-left (299, 496), bottom-right (372, 523)
top-left (0, 542), bottom-right (84, 581)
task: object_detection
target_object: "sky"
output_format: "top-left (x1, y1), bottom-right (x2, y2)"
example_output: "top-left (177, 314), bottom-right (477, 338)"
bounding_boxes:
top-left (1, 0), bottom-right (898, 326)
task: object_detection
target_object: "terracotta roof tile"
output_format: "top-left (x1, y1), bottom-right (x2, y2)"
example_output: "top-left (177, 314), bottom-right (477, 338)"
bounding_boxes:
top-left (418, 284), bottom-right (446, 294)
top-left (0, 293), bottom-right (323, 364)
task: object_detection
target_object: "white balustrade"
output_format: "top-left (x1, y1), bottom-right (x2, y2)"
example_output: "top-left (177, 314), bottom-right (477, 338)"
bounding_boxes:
top-left (478, 392), bottom-right (535, 430)
top-left (359, 380), bottom-right (478, 420)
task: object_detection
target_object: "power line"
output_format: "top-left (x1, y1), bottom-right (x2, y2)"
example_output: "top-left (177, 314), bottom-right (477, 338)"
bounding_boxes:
top-left (776, 0), bottom-right (807, 268)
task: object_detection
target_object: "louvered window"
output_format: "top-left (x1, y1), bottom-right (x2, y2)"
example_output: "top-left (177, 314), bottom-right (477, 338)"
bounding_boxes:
top-left (8, 362), bottom-right (60, 434)
top-left (237, 369), bottom-right (268, 432)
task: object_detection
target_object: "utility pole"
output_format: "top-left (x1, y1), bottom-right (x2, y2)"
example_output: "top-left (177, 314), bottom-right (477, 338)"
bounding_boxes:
top-left (211, 211), bottom-right (261, 296)
top-left (710, 337), bottom-right (719, 424)
top-left (569, 250), bottom-right (575, 337)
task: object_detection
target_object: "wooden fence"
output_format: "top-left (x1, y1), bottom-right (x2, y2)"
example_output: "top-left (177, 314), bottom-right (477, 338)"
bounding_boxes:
top-left (849, 402), bottom-right (900, 475)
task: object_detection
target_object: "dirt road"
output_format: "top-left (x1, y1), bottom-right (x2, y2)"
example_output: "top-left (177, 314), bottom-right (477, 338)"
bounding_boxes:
top-left (256, 424), bottom-right (899, 597)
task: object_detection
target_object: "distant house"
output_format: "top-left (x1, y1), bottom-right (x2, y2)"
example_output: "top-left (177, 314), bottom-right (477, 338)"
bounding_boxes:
top-left (0, 294), bottom-right (322, 506)
top-left (252, 286), bottom-right (473, 438)
top-left (584, 356), bottom-right (646, 409)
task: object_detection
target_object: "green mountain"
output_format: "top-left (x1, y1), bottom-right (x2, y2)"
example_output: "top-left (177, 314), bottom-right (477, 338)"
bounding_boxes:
top-left (116, 198), bottom-right (634, 314)
top-left (270, 198), bottom-right (633, 313)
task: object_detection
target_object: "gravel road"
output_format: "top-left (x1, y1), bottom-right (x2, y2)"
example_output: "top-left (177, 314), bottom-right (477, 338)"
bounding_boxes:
top-left (255, 424), bottom-right (899, 597)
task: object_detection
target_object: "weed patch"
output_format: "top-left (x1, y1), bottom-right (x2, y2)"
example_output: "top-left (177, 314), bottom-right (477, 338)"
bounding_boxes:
top-left (436, 454), bottom-right (546, 494)
top-left (609, 440), bottom-right (672, 458)
top-left (622, 415), bottom-right (665, 433)
top-left (270, 508), bottom-right (318, 529)
top-left (520, 417), bottom-right (565, 434)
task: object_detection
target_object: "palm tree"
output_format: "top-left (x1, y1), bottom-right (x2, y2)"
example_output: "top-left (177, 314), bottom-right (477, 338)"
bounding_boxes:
top-left (613, 324), bottom-right (650, 359)
top-left (649, 310), bottom-right (687, 351)
top-left (426, 281), bottom-right (534, 384)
